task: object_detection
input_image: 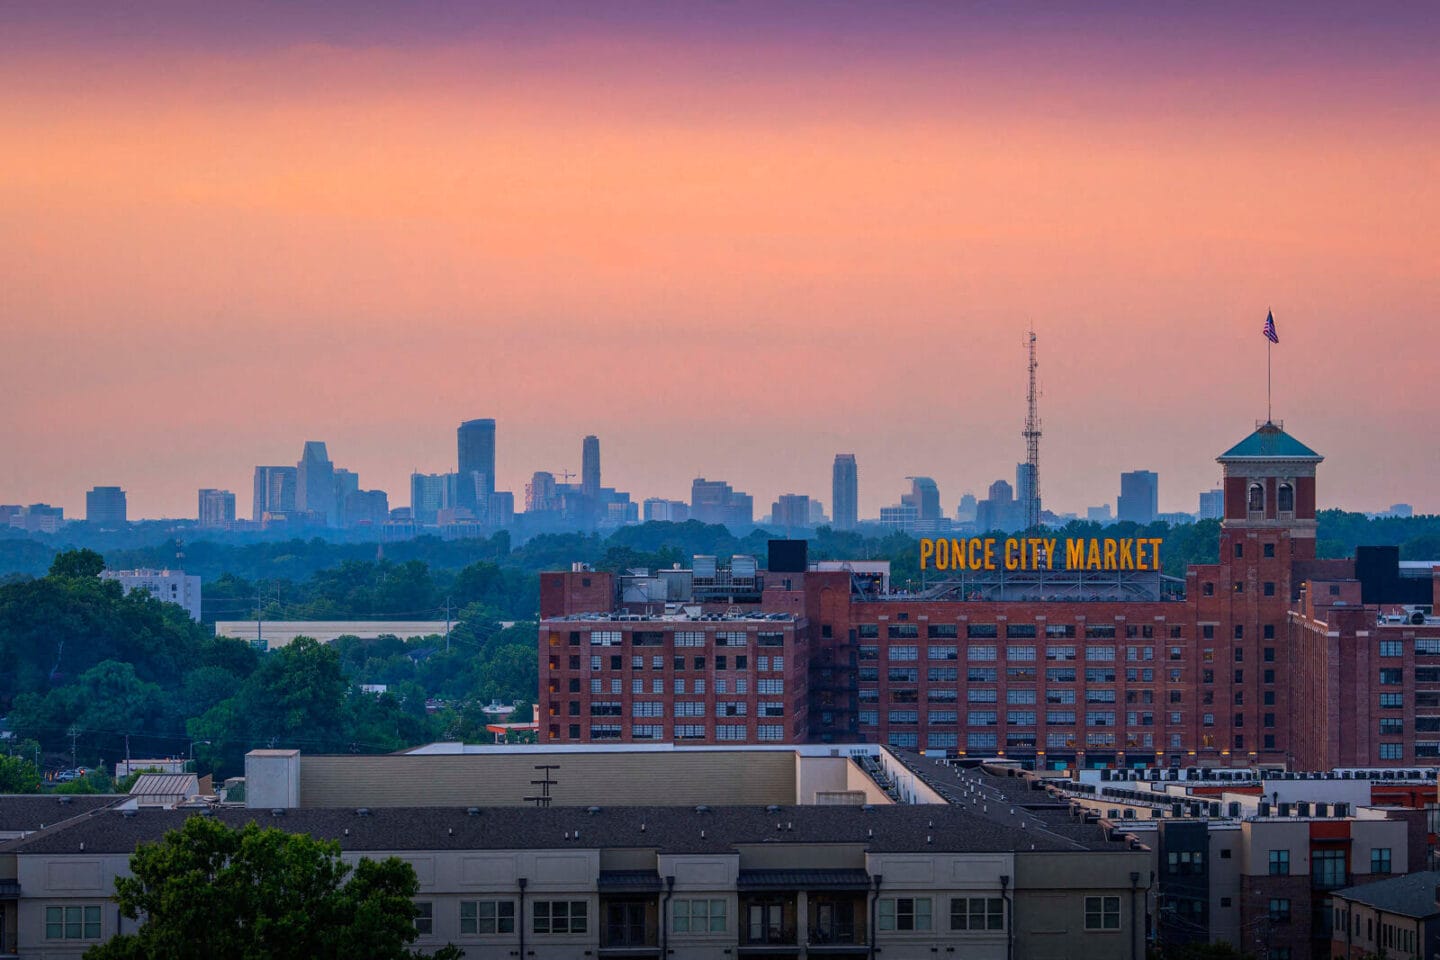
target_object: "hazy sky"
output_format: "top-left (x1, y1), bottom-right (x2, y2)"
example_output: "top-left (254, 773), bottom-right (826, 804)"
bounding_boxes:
top-left (2, 2), bottom-right (1436, 520)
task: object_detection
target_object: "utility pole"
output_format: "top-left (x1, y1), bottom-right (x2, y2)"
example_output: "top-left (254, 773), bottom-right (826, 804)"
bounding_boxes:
top-left (1023, 329), bottom-right (1042, 531)
top-left (444, 597), bottom-right (453, 653)
top-left (67, 725), bottom-right (79, 771)
top-left (255, 587), bottom-right (264, 651)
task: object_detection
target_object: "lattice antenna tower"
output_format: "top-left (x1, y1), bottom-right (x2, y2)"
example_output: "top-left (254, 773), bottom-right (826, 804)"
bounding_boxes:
top-left (1023, 329), bottom-right (1042, 530)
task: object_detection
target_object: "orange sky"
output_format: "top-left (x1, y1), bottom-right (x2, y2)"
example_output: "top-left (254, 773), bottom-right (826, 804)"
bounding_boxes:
top-left (1, 9), bottom-right (1437, 520)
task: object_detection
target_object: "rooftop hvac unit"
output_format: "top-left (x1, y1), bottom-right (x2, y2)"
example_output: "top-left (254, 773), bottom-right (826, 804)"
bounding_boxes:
top-left (693, 555), bottom-right (717, 579)
top-left (731, 554), bottom-right (757, 579)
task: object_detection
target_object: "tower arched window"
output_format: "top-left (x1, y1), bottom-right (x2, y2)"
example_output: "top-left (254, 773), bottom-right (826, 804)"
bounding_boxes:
top-left (1247, 483), bottom-right (1265, 513)
top-left (1277, 483), bottom-right (1294, 514)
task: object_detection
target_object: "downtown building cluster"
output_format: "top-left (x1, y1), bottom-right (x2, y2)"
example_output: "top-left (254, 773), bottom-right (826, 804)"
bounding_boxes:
top-left (537, 422), bottom-right (1440, 772)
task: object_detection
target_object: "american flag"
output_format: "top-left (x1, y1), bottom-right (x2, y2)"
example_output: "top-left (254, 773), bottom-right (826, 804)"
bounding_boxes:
top-left (1263, 310), bottom-right (1279, 344)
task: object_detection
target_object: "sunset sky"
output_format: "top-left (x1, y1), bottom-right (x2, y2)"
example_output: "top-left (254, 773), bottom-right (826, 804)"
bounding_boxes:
top-left (2, 2), bottom-right (1436, 521)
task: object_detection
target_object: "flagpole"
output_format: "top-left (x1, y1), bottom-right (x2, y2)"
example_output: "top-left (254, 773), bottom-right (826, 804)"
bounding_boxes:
top-left (1267, 337), bottom-right (1271, 424)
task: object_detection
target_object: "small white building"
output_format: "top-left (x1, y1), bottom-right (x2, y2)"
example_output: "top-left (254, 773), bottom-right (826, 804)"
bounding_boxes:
top-left (99, 569), bottom-right (202, 621)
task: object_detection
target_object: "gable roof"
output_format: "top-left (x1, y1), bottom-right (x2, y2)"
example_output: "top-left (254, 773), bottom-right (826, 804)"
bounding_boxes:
top-left (1217, 422), bottom-right (1322, 462)
top-left (0, 795), bottom-right (125, 833)
top-left (1333, 870), bottom-right (1440, 918)
top-left (2, 802), bottom-right (1125, 857)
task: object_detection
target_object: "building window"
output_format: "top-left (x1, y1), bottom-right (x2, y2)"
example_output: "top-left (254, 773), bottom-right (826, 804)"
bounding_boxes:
top-left (1263, 543), bottom-right (1275, 557)
top-left (1268, 898), bottom-right (1291, 923)
top-left (1379, 641), bottom-right (1404, 658)
top-left (1268, 850), bottom-right (1290, 875)
top-left (1312, 850), bottom-right (1347, 888)
top-left (1379, 743), bottom-right (1403, 759)
top-left (1263, 582), bottom-right (1275, 597)
top-left (1247, 483), bottom-right (1264, 512)
top-left (460, 903), bottom-right (518, 938)
top-left (45, 906), bottom-right (101, 940)
top-left (533, 901), bottom-right (588, 935)
top-left (1277, 483), bottom-right (1294, 513)
top-left (413, 902), bottom-right (433, 935)
top-left (951, 897), bottom-right (1004, 931)
top-left (1379, 669), bottom-right (1403, 685)
top-left (878, 897), bottom-right (932, 932)
top-left (673, 898), bottom-right (727, 933)
top-left (1084, 896), bottom-right (1121, 931)
top-left (1371, 848), bottom-right (1392, 874)
top-left (1234, 543), bottom-right (1244, 558)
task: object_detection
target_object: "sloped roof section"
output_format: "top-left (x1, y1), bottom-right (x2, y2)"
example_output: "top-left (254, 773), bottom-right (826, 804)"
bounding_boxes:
top-left (1217, 422), bottom-right (1322, 462)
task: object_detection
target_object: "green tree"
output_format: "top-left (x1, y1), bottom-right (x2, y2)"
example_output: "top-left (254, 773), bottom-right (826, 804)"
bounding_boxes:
top-left (83, 816), bottom-right (460, 960)
top-left (0, 754), bottom-right (41, 793)
top-left (48, 548), bottom-right (106, 580)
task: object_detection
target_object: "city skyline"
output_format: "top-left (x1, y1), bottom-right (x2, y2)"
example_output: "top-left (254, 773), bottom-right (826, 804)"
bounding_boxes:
top-left (2, 3), bottom-right (1437, 520)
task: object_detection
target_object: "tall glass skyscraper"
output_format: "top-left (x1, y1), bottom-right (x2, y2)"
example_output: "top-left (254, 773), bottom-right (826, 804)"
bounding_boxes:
top-left (832, 454), bottom-right (858, 530)
top-left (457, 418), bottom-right (496, 510)
top-left (581, 435), bottom-right (601, 499)
top-left (296, 441), bottom-right (336, 526)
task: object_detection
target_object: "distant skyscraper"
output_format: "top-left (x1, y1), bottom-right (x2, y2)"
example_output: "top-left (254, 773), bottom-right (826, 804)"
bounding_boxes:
top-left (1087, 504), bottom-right (1114, 524)
top-left (410, 472), bottom-right (459, 524)
top-left (1016, 462), bottom-right (1039, 528)
top-left (1117, 470), bottom-right (1159, 524)
top-left (333, 469), bottom-right (360, 517)
top-left (770, 494), bottom-right (811, 532)
top-left (581, 435), bottom-right (601, 499)
top-left (252, 466), bottom-right (297, 520)
top-left (197, 489), bottom-right (236, 527)
top-left (296, 441), bottom-right (337, 527)
top-left (85, 486), bottom-right (127, 528)
top-left (956, 492), bottom-right (978, 524)
top-left (643, 498), bottom-right (689, 523)
top-left (902, 477), bottom-right (942, 523)
top-left (487, 491), bottom-right (515, 528)
top-left (457, 419), bottom-right (496, 510)
top-left (690, 478), bottom-right (753, 527)
top-left (832, 454), bottom-right (858, 530)
top-left (526, 471), bottom-right (560, 513)
top-left (1198, 489), bottom-right (1224, 521)
top-left (975, 479), bottom-right (1023, 533)
top-left (343, 489), bottom-right (390, 528)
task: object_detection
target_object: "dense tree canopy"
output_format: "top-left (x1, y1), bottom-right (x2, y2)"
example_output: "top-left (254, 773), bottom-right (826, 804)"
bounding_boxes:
top-left (84, 817), bottom-right (460, 960)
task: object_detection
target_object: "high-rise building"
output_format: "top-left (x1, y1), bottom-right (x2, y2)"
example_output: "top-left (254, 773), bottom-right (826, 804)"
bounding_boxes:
top-left (297, 441), bottom-right (337, 527)
top-left (1117, 470), bottom-right (1159, 524)
top-left (581, 435), bottom-right (601, 499)
top-left (526, 471), bottom-right (560, 513)
top-left (770, 494), bottom-right (811, 532)
top-left (410, 472), bottom-right (459, 524)
top-left (956, 492), bottom-right (978, 524)
top-left (975, 479), bottom-right (1023, 533)
top-left (487, 491), bottom-right (515, 528)
top-left (332, 469), bottom-right (360, 521)
top-left (85, 486), bottom-right (127, 528)
top-left (1016, 462), bottom-right (1039, 528)
top-left (1086, 504), bottom-right (1114, 524)
top-left (252, 466), bottom-right (298, 520)
top-left (11, 503), bottom-right (63, 533)
top-left (1198, 489), bottom-right (1224, 521)
top-left (100, 568), bottom-right (202, 621)
top-left (832, 454), bottom-right (858, 530)
top-left (690, 479), bottom-right (753, 527)
top-left (901, 477), bottom-right (941, 522)
top-left (197, 489), bottom-right (236, 527)
top-left (643, 498), bottom-right (689, 523)
top-left (343, 489), bottom-right (390, 528)
top-left (457, 419), bottom-right (496, 511)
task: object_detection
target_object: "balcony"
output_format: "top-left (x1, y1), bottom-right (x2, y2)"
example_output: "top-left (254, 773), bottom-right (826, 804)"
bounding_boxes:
top-left (597, 883), bottom-right (661, 958)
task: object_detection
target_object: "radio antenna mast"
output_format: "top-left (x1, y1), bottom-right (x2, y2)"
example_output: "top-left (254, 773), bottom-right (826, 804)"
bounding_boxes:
top-left (1023, 329), bottom-right (1042, 530)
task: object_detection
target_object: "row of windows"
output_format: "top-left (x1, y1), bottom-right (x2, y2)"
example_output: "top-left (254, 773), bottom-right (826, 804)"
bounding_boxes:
top-left (586, 630), bottom-right (787, 647)
top-left (860, 623), bottom-right (1179, 640)
top-left (578, 654), bottom-right (785, 673)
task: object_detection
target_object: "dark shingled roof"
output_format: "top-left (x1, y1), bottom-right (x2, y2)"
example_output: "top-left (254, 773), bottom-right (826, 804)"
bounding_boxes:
top-left (881, 752), bottom-right (1134, 851)
top-left (0, 795), bottom-right (125, 833)
top-left (3, 802), bottom-right (1124, 857)
top-left (1333, 870), bottom-right (1440, 918)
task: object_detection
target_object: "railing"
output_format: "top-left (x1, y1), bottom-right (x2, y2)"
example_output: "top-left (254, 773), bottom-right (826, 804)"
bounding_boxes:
top-left (809, 922), bottom-right (860, 945)
top-left (742, 923), bottom-right (798, 946)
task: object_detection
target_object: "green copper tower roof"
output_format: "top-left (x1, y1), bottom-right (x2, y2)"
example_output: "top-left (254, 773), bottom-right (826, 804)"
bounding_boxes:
top-left (1217, 422), bottom-right (1322, 461)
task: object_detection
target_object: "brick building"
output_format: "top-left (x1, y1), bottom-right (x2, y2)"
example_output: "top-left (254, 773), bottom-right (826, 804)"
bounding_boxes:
top-left (537, 422), bottom-right (1439, 770)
